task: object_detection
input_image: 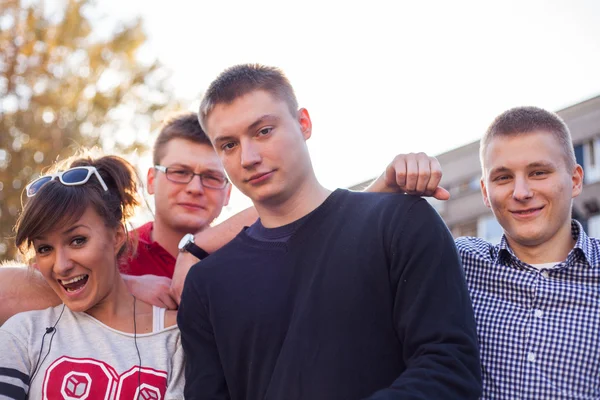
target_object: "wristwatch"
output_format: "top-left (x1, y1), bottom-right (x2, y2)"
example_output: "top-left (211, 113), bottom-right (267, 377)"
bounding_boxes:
top-left (178, 233), bottom-right (210, 260)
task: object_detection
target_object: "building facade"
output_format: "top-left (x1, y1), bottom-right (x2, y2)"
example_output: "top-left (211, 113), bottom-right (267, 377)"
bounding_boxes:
top-left (352, 95), bottom-right (600, 242)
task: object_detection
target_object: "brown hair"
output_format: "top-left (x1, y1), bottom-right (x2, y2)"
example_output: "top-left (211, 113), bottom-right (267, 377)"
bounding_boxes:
top-left (15, 151), bottom-right (141, 261)
top-left (480, 106), bottom-right (576, 170)
top-left (198, 64), bottom-right (299, 132)
top-left (153, 112), bottom-right (212, 165)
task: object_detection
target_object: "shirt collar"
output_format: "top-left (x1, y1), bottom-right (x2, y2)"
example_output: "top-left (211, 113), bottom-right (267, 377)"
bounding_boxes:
top-left (496, 220), bottom-right (598, 268)
top-left (136, 221), bottom-right (154, 245)
top-left (570, 219), bottom-right (599, 267)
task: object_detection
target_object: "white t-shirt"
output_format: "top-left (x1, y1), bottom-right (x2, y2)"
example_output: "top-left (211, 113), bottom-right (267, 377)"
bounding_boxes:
top-left (0, 304), bottom-right (184, 399)
top-left (529, 262), bottom-right (560, 270)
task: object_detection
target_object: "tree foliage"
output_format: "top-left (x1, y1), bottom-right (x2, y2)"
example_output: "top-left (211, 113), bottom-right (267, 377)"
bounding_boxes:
top-left (0, 0), bottom-right (178, 261)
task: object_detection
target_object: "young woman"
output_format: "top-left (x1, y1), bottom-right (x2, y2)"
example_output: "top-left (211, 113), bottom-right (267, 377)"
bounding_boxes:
top-left (0, 154), bottom-right (183, 399)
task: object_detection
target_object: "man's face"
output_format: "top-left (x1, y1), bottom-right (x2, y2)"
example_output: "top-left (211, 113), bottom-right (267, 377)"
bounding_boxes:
top-left (481, 131), bottom-right (583, 249)
top-left (204, 90), bottom-right (313, 206)
top-left (148, 138), bottom-right (231, 234)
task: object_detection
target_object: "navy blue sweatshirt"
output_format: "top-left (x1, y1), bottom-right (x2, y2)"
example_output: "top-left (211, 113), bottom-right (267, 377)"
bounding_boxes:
top-left (178, 190), bottom-right (481, 399)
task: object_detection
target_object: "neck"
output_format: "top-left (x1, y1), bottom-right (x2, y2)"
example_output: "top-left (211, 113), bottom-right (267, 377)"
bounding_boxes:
top-left (255, 175), bottom-right (331, 228)
top-left (507, 221), bottom-right (576, 265)
top-left (86, 276), bottom-right (135, 327)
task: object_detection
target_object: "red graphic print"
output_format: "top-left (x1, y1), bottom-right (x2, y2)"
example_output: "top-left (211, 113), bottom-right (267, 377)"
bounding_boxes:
top-left (42, 356), bottom-right (168, 399)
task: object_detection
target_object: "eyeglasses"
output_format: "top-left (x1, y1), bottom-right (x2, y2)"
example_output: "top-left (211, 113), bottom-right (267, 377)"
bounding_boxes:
top-left (25, 166), bottom-right (109, 197)
top-left (154, 165), bottom-right (229, 189)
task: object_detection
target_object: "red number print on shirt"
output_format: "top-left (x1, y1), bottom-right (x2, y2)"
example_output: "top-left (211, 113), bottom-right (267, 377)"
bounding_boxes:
top-left (41, 356), bottom-right (168, 400)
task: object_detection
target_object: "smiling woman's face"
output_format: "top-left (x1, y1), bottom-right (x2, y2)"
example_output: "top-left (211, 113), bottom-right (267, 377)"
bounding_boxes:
top-left (32, 206), bottom-right (125, 313)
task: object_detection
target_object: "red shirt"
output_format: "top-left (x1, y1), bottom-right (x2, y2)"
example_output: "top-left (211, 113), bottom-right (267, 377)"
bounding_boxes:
top-left (120, 222), bottom-right (176, 278)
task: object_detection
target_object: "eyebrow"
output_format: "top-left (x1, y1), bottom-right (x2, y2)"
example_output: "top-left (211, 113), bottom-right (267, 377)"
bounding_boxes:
top-left (34, 224), bottom-right (88, 241)
top-left (489, 161), bottom-right (556, 175)
top-left (213, 114), bottom-right (281, 146)
top-left (526, 161), bottom-right (556, 169)
top-left (62, 224), bottom-right (88, 235)
top-left (246, 114), bottom-right (280, 133)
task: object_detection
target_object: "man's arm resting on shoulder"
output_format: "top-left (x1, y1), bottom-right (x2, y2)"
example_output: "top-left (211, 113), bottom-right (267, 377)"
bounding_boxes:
top-left (178, 270), bottom-right (229, 399)
top-left (0, 266), bottom-right (60, 325)
top-left (171, 207), bottom-right (258, 304)
top-left (370, 200), bottom-right (482, 399)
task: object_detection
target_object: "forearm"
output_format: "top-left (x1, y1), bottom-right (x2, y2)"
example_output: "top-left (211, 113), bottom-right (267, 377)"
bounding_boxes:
top-left (362, 172), bottom-right (389, 193)
top-left (194, 206), bottom-right (258, 253)
top-left (0, 267), bottom-right (60, 325)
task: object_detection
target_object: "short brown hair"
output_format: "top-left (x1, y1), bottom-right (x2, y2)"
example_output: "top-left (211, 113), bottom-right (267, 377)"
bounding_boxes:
top-left (153, 112), bottom-right (212, 165)
top-left (198, 64), bottom-right (299, 132)
top-left (480, 106), bottom-right (576, 170)
top-left (15, 151), bottom-right (141, 261)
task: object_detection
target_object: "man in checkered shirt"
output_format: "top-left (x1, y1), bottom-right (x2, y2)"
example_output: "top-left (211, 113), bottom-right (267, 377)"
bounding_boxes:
top-left (386, 106), bottom-right (599, 399)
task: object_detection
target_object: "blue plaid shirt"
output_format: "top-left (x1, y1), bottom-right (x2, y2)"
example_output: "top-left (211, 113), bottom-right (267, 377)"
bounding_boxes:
top-left (457, 220), bottom-right (600, 399)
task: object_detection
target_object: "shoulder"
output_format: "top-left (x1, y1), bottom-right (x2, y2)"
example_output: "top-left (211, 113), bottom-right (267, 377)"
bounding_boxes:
top-left (133, 221), bottom-right (154, 244)
top-left (334, 189), bottom-right (426, 220)
top-left (2, 305), bottom-right (67, 337)
top-left (455, 236), bottom-right (496, 260)
top-left (338, 189), bottom-right (422, 206)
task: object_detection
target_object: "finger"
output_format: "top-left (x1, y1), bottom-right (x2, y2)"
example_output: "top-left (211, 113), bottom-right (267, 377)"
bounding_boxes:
top-left (404, 155), bottom-right (419, 192)
top-left (425, 157), bottom-right (443, 195)
top-left (385, 159), bottom-right (405, 189)
top-left (160, 292), bottom-right (179, 310)
top-left (432, 186), bottom-right (451, 201)
top-left (415, 153), bottom-right (432, 194)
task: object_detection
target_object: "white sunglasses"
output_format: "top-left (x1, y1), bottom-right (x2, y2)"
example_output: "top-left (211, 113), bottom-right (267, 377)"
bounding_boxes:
top-left (25, 166), bottom-right (109, 197)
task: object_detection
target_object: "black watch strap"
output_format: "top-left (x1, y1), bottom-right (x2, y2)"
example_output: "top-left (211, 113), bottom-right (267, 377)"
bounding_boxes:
top-left (184, 242), bottom-right (210, 260)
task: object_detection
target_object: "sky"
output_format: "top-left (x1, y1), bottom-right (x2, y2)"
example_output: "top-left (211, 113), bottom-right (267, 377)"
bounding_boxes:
top-left (103, 0), bottom-right (600, 217)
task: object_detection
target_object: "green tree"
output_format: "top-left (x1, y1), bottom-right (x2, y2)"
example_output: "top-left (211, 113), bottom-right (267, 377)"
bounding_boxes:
top-left (0, 0), bottom-right (178, 261)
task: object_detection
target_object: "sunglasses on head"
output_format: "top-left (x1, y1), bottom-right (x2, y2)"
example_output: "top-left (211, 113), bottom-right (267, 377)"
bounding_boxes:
top-left (25, 166), bottom-right (109, 197)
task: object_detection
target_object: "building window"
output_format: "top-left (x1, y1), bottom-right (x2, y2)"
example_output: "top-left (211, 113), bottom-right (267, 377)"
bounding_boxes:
top-left (583, 137), bottom-right (600, 184)
top-left (588, 214), bottom-right (600, 237)
top-left (574, 144), bottom-right (584, 167)
top-left (477, 215), bottom-right (504, 244)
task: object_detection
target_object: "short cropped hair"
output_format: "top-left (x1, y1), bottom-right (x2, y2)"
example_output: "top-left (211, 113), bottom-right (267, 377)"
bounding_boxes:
top-left (480, 106), bottom-right (576, 170)
top-left (153, 112), bottom-right (212, 165)
top-left (198, 64), bottom-right (299, 131)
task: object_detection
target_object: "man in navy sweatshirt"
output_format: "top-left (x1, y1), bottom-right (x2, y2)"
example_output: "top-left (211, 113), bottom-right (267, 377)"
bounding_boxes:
top-left (177, 64), bottom-right (482, 399)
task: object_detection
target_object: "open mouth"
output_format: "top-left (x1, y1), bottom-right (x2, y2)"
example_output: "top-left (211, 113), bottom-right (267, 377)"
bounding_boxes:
top-left (58, 274), bottom-right (89, 293)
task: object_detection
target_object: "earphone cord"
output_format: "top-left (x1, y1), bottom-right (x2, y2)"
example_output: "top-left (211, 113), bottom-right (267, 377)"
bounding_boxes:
top-left (133, 295), bottom-right (142, 391)
top-left (30, 303), bottom-right (66, 384)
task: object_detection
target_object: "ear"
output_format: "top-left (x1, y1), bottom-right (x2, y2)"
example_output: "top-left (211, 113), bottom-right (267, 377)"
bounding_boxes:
top-left (571, 164), bottom-right (584, 198)
top-left (147, 167), bottom-right (156, 195)
top-left (480, 177), bottom-right (491, 208)
top-left (223, 183), bottom-right (232, 207)
top-left (297, 108), bottom-right (312, 141)
top-left (113, 224), bottom-right (127, 258)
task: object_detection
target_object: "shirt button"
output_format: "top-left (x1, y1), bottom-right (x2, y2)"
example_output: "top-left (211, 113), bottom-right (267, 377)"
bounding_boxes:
top-left (527, 352), bottom-right (536, 362)
top-left (541, 270), bottom-right (549, 278)
top-left (534, 309), bottom-right (544, 318)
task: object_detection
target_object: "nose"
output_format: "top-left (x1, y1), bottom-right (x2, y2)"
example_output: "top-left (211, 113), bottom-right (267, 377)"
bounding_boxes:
top-left (512, 176), bottom-right (533, 201)
top-left (53, 247), bottom-right (75, 277)
top-left (240, 142), bottom-right (261, 169)
top-left (185, 174), bottom-right (206, 195)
